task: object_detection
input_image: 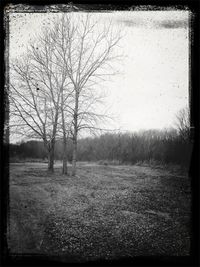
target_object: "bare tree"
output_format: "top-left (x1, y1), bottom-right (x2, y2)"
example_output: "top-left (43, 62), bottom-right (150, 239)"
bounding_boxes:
top-left (175, 107), bottom-right (190, 143)
top-left (50, 13), bottom-right (122, 176)
top-left (9, 24), bottom-right (72, 172)
top-left (59, 87), bottom-right (74, 175)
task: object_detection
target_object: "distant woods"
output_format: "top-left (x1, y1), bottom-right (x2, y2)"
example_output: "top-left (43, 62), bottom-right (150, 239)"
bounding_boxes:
top-left (10, 127), bottom-right (192, 171)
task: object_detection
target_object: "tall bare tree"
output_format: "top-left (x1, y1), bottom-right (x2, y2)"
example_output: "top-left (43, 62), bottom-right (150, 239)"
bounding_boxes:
top-left (50, 13), bottom-right (121, 175)
top-left (9, 24), bottom-right (72, 172)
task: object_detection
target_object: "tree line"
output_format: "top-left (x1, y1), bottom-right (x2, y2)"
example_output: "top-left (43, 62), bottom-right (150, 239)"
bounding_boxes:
top-left (10, 127), bottom-right (193, 170)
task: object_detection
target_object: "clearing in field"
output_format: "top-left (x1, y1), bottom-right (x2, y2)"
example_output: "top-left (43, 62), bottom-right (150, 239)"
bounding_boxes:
top-left (8, 162), bottom-right (191, 262)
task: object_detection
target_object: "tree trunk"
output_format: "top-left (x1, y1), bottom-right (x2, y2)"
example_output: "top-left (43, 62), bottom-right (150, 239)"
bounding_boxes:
top-left (47, 107), bottom-right (58, 173)
top-left (61, 85), bottom-right (68, 175)
top-left (48, 150), bottom-right (54, 172)
top-left (47, 140), bottom-right (55, 173)
top-left (72, 89), bottom-right (79, 176)
top-left (62, 137), bottom-right (68, 175)
top-left (61, 98), bottom-right (68, 175)
top-left (72, 137), bottom-right (77, 176)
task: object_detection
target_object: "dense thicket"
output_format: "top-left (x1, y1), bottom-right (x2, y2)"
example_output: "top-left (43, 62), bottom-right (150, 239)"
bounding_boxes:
top-left (10, 128), bottom-right (192, 168)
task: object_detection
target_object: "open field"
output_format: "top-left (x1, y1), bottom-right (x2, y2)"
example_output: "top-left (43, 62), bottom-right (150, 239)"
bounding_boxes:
top-left (8, 162), bottom-right (191, 262)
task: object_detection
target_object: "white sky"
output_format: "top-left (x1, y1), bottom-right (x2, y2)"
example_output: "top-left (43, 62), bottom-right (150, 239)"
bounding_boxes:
top-left (9, 10), bottom-right (189, 137)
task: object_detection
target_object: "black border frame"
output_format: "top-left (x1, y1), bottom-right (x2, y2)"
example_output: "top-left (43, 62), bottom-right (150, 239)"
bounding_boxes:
top-left (1, 1), bottom-right (199, 266)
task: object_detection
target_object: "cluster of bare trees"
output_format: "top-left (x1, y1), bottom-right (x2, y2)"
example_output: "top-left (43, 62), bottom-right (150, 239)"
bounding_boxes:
top-left (9, 13), bottom-right (121, 175)
top-left (175, 107), bottom-right (190, 142)
top-left (9, 106), bottom-right (191, 169)
top-left (10, 125), bottom-right (192, 169)
top-left (75, 125), bottom-right (192, 168)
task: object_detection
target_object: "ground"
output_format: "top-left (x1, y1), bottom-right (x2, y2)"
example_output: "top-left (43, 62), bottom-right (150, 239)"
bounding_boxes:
top-left (8, 162), bottom-right (191, 262)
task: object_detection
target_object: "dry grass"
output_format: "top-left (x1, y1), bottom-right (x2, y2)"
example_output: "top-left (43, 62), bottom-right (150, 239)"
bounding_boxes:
top-left (8, 162), bottom-right (191, 262)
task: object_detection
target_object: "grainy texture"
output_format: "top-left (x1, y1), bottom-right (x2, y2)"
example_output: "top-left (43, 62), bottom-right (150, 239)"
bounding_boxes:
top-left (8, 162), bottom-right (191, 261)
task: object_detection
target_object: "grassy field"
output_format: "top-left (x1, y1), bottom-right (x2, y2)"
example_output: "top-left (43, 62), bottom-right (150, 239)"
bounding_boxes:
top-left (8, 162), bottom-right (191, 262)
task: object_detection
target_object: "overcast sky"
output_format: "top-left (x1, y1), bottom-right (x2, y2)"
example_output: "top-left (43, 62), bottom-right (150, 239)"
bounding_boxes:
top-left (9, 10), bottom-right (189, 138)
